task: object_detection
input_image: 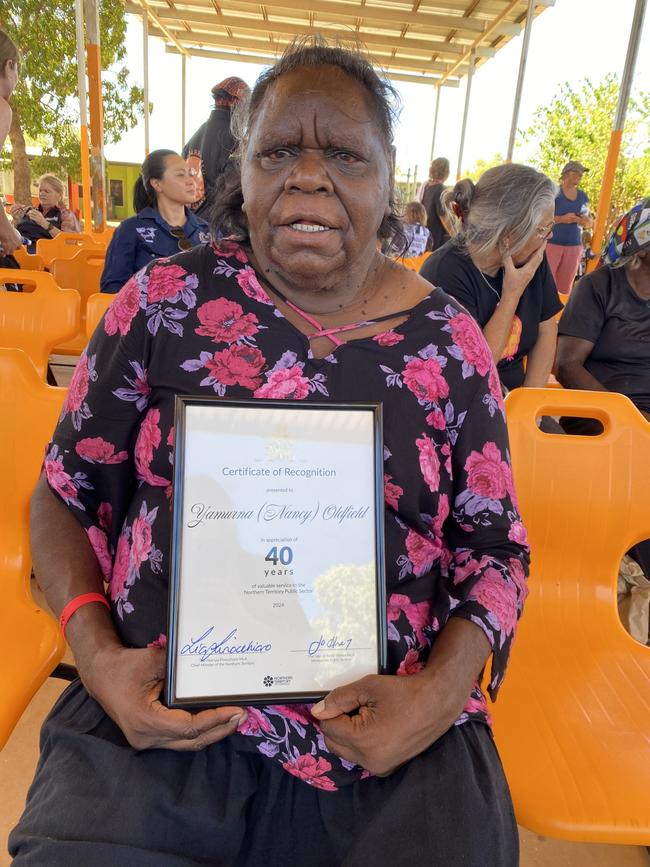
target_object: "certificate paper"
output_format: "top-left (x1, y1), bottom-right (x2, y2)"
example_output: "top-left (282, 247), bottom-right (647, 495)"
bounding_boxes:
top-left (166, 398), bottom-right (386, 708)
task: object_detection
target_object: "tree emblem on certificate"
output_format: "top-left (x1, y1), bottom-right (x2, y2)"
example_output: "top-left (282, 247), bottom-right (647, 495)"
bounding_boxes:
top-left (165, 398), bottom-right (387, 708)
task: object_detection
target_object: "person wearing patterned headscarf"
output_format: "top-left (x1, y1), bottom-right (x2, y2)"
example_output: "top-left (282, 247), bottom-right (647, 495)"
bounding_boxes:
top-left (182, 76), bottom-right (250, 217)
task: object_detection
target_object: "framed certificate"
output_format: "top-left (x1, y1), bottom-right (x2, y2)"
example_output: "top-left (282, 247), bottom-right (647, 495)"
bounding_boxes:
top-left (165, 398), bottom-right (387, 709)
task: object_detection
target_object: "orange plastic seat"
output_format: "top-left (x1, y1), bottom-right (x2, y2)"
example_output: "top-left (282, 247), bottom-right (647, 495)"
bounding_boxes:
top-left (0, 269), bottom-right (80, 379)
top-left (90, 227), bottom-right (115, 245)
top-left (0, 348), bottom-right (66, 749)
top-left (12, 245), bottom-right (45, 271)
top-left (36, 232), bottom-right (105, 267)
top-left (50, 249), bottom-right (106, 355)
top-left (492, 388), bottom-right (650, 844)
top-left (395, 252), bottom-right (431, 272)
top-left (85, 292), bottom-right (113, 340)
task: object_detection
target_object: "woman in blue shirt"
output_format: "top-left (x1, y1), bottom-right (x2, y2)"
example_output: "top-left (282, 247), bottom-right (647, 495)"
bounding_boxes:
top-left (100, 149), bottom-right (211, 293)
top-left (546, 160), bottom-right (593, 295)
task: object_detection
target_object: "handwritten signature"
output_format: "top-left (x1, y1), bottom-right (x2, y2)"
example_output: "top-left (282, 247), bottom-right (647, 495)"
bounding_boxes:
top-left (308, 634), bottom-right (353, 657)
top-left (180, 626), bottom-right (272, 662)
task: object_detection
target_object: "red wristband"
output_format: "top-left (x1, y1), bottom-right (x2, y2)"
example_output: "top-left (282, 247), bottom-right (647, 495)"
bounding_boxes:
top-left (59, 592), bottom-right (110, 638)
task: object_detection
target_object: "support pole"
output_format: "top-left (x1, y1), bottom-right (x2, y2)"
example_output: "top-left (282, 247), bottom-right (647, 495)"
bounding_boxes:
top-left (506, 0), bottom-right (535, 162)
top-left (181, 54), bottom-right (187, 149)
top-left (456, 51), bottom-right (475, 180)
top-left (75, 0), bottom-right (93, 231)
top-left (588, 0), bottom-right (647, 270)
top-left (84, 0), bottom-right (106, 232)
top-left (429, 86), bottom-right (442, 163)
top-left (143, 12), bottom-right (150, 155)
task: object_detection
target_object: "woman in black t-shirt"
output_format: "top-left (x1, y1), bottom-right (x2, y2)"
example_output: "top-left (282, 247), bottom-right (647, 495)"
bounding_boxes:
top-left (419, 157), bottom-right (451, 252)
top-left (420, 164), bottom-right (562, 391)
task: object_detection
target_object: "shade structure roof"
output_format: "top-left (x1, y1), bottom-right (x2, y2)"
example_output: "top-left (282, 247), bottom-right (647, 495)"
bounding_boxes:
top-left (125, 0), bottom-right (554, 88)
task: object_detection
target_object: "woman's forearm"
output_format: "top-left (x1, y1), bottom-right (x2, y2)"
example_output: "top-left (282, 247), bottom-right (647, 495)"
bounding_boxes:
top-left (554, 359), bottom-right (608, 392)
top-left (482, 295), bottom-right (519, 362)
top-left (30, 475), bottom-right (121, 666)
top-left (524, 320), bottom-right (558, 387)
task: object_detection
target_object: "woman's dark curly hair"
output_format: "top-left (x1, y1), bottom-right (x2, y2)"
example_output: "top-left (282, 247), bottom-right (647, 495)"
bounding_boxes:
top-left (210, 36), bottom-right (405, 249)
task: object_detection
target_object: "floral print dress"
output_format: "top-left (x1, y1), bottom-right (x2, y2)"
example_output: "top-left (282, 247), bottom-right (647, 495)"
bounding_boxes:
top-left (45, 239), bottom-right (530, 791)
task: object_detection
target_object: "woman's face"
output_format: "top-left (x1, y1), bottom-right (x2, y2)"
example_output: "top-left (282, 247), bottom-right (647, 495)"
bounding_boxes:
top-left (510, 204), bottom-right (555, 266)
top-left (0, 58), bottom-right (18, 99)
top-left (151, 155), bottom-right (197, 205)
top-left (240, 66), bottom-right (392, 294)
top-left (39, 181), bottom-right (62, 210)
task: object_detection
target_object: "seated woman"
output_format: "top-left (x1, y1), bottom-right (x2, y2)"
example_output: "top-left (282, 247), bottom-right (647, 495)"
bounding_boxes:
top-left (555, 197), bottom-right (650, 576)
top-left (13, 41), bottom-right (528, 866)
top-left (100, 149), bottom-right (210, 293)
top-left (420, 165), bottom-right (562, 391)
top-left (10, 173), bottom-right (82, 253)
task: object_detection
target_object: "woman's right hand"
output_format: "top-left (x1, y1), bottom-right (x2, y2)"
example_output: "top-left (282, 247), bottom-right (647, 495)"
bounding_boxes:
top-left (79, 643), bottom-right (247, 751)
top-left (0, 216), bottom-right (22, 254)
top-left (502, 244), bottom-right (546, 303)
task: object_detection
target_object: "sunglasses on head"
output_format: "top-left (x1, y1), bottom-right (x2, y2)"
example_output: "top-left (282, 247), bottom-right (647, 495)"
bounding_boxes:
top-left (170, 226), bottom-right (193, 251)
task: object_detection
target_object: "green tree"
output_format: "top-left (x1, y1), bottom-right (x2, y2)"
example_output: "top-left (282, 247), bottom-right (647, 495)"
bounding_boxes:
top-left (464, 152), bottom-right (505, 183)
top-left (0, 1), bottom-right (143, 202)
top-left (522, 75), bottom-right (650, 236)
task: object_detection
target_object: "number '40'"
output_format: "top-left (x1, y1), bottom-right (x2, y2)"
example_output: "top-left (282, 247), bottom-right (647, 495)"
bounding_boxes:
top-left (265, 546), bottom-right (293, 565)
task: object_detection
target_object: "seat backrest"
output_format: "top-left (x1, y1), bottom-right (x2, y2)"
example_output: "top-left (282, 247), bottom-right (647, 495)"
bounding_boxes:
top-left (36, 232), bottom-right (105, 267)
top-left (491, 388), bottom-right (650, 842)
top-left (90, 227), bottom-right (115, 245)
top-left (0, 269), bottom-right (80, 378)
top-left (13, 245), bottom-right (45, 271)
top-left (49, 248), bottom-right (105, 301)
top-left (86, 292), bottom-right (113, 339)
top-left (0, 348), bottom-right (66, 748)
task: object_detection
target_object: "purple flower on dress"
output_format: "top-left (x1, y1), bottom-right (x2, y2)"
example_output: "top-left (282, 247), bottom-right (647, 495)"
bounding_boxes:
top-left (113, 361), bottom-right (151, 411)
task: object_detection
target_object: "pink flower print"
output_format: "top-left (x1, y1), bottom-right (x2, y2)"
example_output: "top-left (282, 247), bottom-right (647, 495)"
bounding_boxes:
top-left (130, 515), bottom-right (153, 568)
top-left (384, 474), bottom-right (403, 510)
top-left (470, 567), bottom-right (518, 639)
top-left (110, 532), bottom-right (131, 605)
top-left (508, 557), bottom-right (529, 597)
top-left (254, 365), bottom-right (310, 400)
top-left (271, 705), bottom-right (312, 725)
top-left (488, 365), bottom-right (503, 405)
top-left (134, 408), bottom-right (169, 486)
top-left (282, 754), bottom-right (337, 790)
top-left (63, 354), bottom-right (89, 414)
top-left (405, 529), bottom-right (444, 577)
top-left (425, 407), bottom-right (446, 430)
top-left (212, 238), bottom-right (248, 263)
top-left (206, 345), bottom-right (266, 390)
top-left (44, 457), bottom-right (78, 502)
top-left (147, 633), bottom-right (167, 649)
top-left (236, 266), bottom-right (272, 304)
top-left (97, 501), bottom-right (113, 534)
top-left (75, 437), bottom-right (128, 464)
top-left (104, 276), bottom-right (141, 336)
top-left (373, 330), bottom-right (404, 347)
top-left (147, 263), bottom-right (188, 303)
top-left (397, 648), bottom-right (424, 676)
top-left (238, 707), bottom-right (273, 736)
top-left (195, 297), bottom-right (259, 344)
top-left (449, 312), bottom-right (492, 376)
top-left (465, 442), bottom-right (513, 500)
top-left (452, 553), bottom-right (489, 586)
top-left (507, 520), bottom-right (528, 547)
top-left (416, 434), bottom-right (440, 493)
top-left (166, 426), bottom-right (175, 447)
top-left (402, 357), bottom-right (449, 404)
top-left (86, 526), bottom-right (112, 580)
top-left (387, 592), bottom-right (410, 623)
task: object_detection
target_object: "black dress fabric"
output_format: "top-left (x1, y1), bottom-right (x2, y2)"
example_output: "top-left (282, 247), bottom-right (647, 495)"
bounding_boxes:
top-left (420, 240), bottom-right (563, 391)
top-left (421, 182), bottom-right (449, 251)
top-left (9, 680), bottom-right (518, 866)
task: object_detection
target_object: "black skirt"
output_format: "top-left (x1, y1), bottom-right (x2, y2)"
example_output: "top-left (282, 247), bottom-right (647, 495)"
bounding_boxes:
top-left (10, 681), bottom-right (518, 866)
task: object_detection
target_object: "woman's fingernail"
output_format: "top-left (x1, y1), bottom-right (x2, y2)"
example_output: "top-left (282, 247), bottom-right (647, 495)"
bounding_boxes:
top-left (230, 712), bottom-right (247, 726)
top-left (311, 700), bottom-right (325, 715)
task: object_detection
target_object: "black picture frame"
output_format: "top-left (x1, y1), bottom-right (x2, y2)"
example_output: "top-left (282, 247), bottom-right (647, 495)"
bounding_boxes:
top-left (165, 397), bottom-right (387, 709)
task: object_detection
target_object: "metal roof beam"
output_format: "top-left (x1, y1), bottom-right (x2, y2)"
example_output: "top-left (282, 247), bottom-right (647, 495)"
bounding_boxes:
top-left (164, 43), bottom-right (461, 86)
top-left (126, 4), bottom-right (496, 58)
top-left (134, 0), bottom-right (190, 55)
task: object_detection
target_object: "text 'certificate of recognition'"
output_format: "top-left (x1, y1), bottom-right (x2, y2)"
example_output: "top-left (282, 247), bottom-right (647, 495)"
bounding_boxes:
top-left (166, 398), bottom-right (386, 708)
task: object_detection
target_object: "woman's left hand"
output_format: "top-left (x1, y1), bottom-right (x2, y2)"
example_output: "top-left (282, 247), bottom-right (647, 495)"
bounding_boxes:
top-left (311, 671), bottom-right (457, 776)
top-left (26, 208), bottom-right (50, 229)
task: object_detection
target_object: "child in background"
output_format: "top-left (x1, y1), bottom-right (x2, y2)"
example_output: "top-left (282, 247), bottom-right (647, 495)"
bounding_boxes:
top-left (400, 201), bottom-right (433, 257)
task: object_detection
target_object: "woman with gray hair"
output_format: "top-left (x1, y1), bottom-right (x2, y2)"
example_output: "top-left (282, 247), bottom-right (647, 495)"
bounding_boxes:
top-left (420, 163), bottom-right (562, 391)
